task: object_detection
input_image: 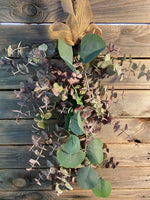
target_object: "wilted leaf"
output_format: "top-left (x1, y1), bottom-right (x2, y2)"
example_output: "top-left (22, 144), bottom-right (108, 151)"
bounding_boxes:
top-left (77, 165), bottom-right (99, 189)
top-left (92, 177), bottom-right (112, 198)
top-left (58, 38), bottom-right (77, 73)
top-left (57, 148), bottom-right (85, 168)
top-left (8, 45), bottom-right (13, 57)
top-left (52, 82), bottom-right (63, 96)
top-left (70, 111), bottom-right (84, 135)
top-left (86, 138), bottom-right (103, 164)
top-left (79, 34), bottom-right (106, 64)
top-left (61, 135), bottom-right (80, 154)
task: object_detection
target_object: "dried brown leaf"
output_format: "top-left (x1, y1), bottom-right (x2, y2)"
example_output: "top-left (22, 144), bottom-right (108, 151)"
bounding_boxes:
top-left (49, 0), bottom-right (102, 46)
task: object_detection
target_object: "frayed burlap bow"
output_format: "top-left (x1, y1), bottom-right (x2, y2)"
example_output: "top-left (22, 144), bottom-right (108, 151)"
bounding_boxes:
top-left (49, 0), bottom-right (102, 46)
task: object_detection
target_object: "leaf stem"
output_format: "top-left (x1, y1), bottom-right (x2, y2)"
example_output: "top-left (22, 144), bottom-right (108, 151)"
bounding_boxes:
top-left (97, 165), bottom-right (102, 177)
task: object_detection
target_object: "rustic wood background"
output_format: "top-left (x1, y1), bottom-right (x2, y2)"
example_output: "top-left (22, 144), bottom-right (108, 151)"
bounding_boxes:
top-left (0, 0), bottom-right (150, 199)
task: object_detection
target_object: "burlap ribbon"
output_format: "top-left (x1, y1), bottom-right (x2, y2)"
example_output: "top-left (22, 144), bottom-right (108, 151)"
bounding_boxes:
top-left (49, 0), bottom-right (102, 46)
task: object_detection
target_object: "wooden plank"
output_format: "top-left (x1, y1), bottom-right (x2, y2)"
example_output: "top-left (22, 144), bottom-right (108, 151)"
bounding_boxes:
top-left (0, 0), bottom-right (150, 23)
top-left (0, 25), bottom-right (150, 57)
top-left (1, 118), bottom-right (150, 145)
top-left (106, 144), bottom-right (150, 167)
top-left (89, 0), bottom-right (150, 23)
top-left (0, 189), bottom-right (150, 200)
top-left (0, 0), bottom-right (67, 23)
top-left (2, 90), bottom-right (150, 119)
top-left (0, 167), bottom-right (149, 190)
top-left (0, 91), bottom-right (22, 119)
top-left (109, 90), bottom-right (150, 118)
top-left (62, 189), bottom-right (150, 199)
top-left (102, 59), bottom-right (150, 89)
top-left (0, 67), bottom-right (37, 90)
top-left (0, 191), bottom-right (58, 200)
top-left (1, 59), bottom-right (150, 90)
top-left (0, 144), bottom-right (149, 168)
top-left (0, 120), bottom-right (56, 145)
top-left (100, 118), bottom-right (150, 144)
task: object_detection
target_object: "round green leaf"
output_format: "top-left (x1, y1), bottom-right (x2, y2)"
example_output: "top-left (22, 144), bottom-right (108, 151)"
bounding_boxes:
top-left (86, 138), bottom-right (103, 164)
top-left (57, 149), bottom-right (85, 168)
top-left (58, 38), bottom-right (77, 73)
top-left (61, 135), bottom-right (80, 154)
top-left (77, 165), bottom-right (99, 189)
top-left (79, 34), bottom-right (106, 64)
top-left (70, 111), bottom-right (84, 135)
top-left (92, 178), bottom-right (112, 198)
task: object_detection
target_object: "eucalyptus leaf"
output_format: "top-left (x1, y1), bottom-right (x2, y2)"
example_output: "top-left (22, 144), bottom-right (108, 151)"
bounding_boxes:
top-left (52, 82), bottom-right (63, 96)
top-left (86, 138), bottom-right (103, 164)
top-left (65, 108), bottom-right (74, 130)
top-left (61, 135), bottom-right (80, 154)
top-left (77, 165), bottom-right (99, 189)
top-left (74, 87), bottom-right (83, 106)
top-left (38, 43), bottom-right (48, 51)
top-left (58, 38), bottom-right (77, 73)
top-left (138, 71), bottom-right (145, 79)
top-left (37, 121), bottom-right (46, 129)
top-left (92, 177), bottom-right (112, 198)
top-left (141, 64), bottom-right (145, 71)
top-left (57, 149), bottom-right (85, 168)
top-left (70, 111), bottom-right (84, 135)
top-left (79, 34), bottom-right (106, 64)
top-left (44, 112), bottom-right (52, 120)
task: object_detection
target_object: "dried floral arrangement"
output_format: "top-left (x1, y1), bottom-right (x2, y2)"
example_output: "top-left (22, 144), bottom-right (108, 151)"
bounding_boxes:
top-left (1, 0), bottom-right (148, 198)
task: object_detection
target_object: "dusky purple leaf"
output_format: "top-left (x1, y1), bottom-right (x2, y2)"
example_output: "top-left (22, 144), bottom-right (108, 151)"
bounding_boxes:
top-left (124, 124), bottom-right (128, 131)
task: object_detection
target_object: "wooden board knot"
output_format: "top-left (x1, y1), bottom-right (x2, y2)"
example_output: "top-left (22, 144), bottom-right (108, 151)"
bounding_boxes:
top-left (12, 177), bottom-right (27, 188)
top-left (22, 4), bottom-right (37, 17)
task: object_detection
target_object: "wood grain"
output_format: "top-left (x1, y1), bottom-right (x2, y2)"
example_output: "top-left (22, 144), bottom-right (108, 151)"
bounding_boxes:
top-left (0, 191), bottom-right (58, 200)
top-left (0, 0), bottom-right (150, 23)
top-left (0, 144), bottom-right (149, 168)
top-left (0, 120), bottom-right (56, 145)
top-left (62, 189), bottom-right (150, 200)
top-left (0, 0), bottom-right (67, 23)
top-left (109, 90), bottom-right (150, 118)
top-left (85, 0), bottom-right (150, 23)
top-left (0, 167), bottom-right (149, 190)
top-left (0, 66), bottom-right (38, 90)
top-left (0, 25), bottom-right (150, 57)
top-left (1, 118), bottom-right (150, 145)
top-left (0, 189), bottom-right (150, 200)
top-left (1, 59), bottom-right (150, 90)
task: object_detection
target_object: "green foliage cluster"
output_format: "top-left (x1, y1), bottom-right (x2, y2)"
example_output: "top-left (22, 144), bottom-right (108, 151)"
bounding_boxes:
top-left (1, 33), bottom-right (143, 198)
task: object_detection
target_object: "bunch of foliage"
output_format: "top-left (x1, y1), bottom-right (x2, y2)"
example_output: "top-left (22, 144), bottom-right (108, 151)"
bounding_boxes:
top-left (2, 36), bottom-right (136, 198)
top-left (0, 0), bottom-right (146, 198)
